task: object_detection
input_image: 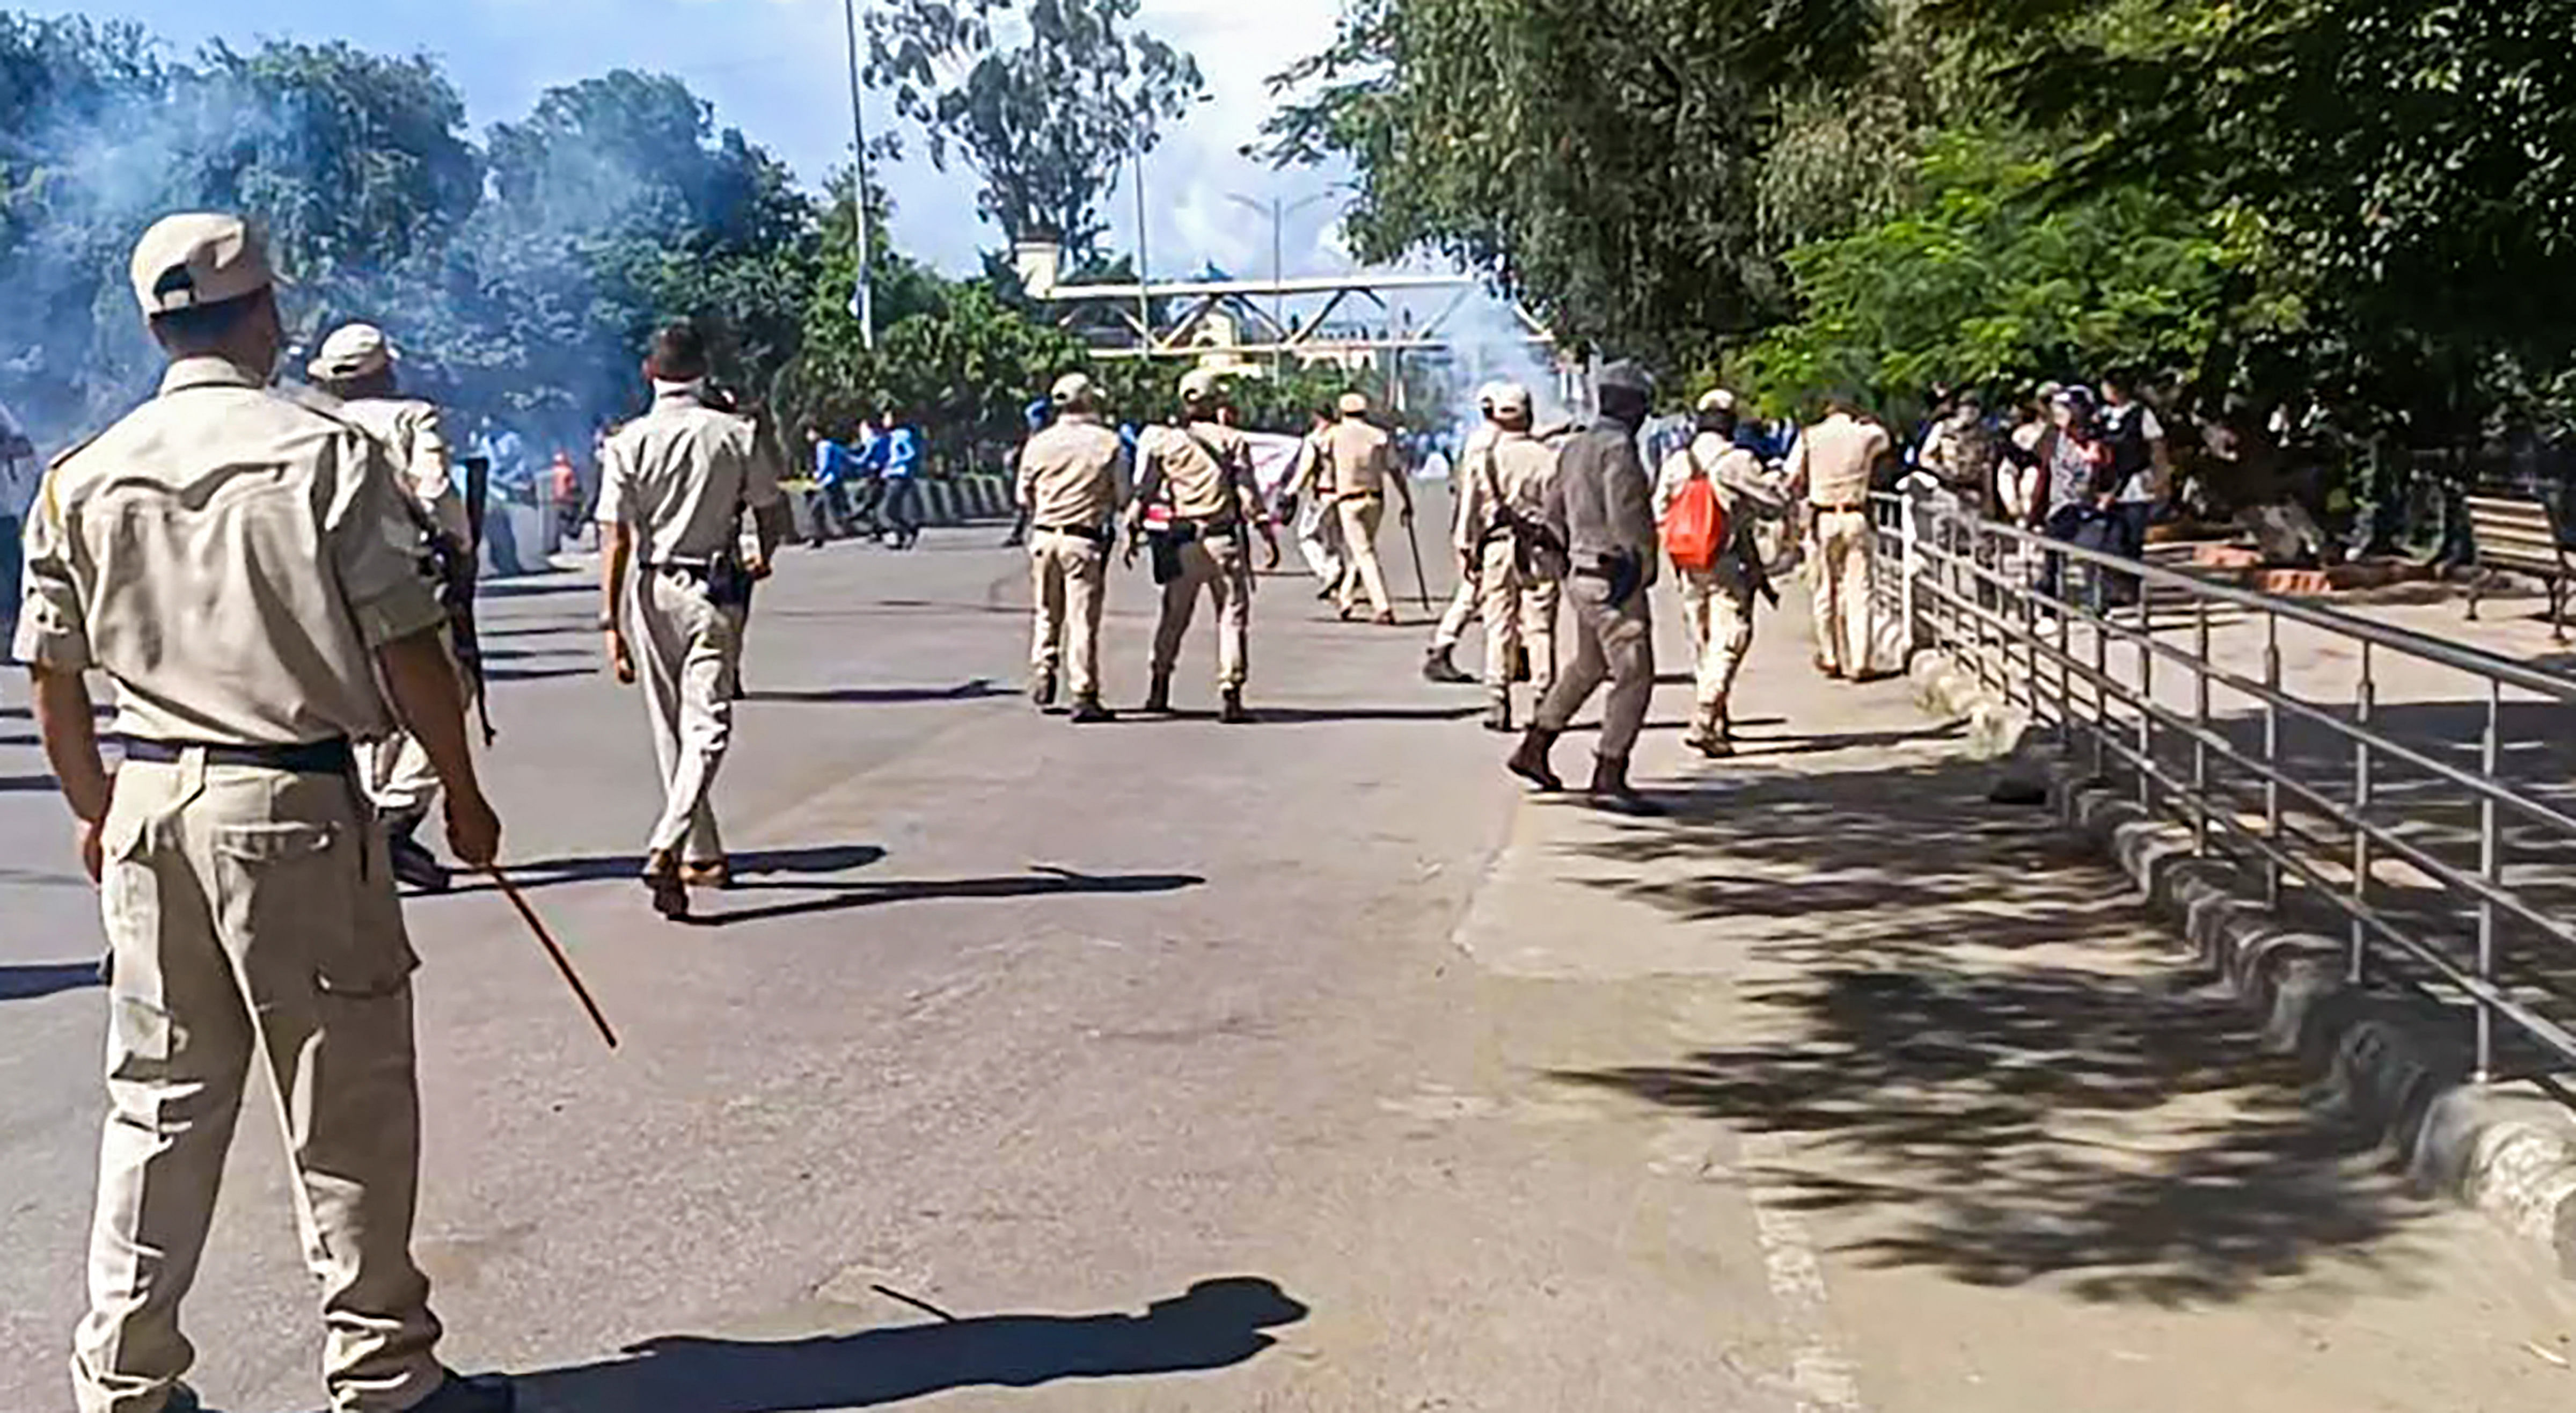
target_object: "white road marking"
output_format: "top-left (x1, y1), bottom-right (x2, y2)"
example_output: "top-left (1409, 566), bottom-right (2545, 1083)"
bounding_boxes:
top-left (1739, 1131), bottom-right (1868, 1413)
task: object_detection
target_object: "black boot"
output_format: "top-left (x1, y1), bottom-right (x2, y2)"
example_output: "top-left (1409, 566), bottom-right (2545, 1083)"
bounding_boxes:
top-left (384, 812), bottom-right (451, 893)
top-left (1482, 691), bottom-right (1514, 734)
top-left (1422, 645), bottom-right (1473, 684)
top-left (1031, 666), bottom-right (1059, 711)
top-left (1507, 726), bottom-right (1563, 791)
top-left (642, 848), bottom-right (690, 921)
top-left (1219, 687), bottom-right (1254, 725)
top-left (1069, 694), bottom-right (1114, 724)
top-left (1143, 672), bottom-right (1173, 715)
top-left (1586, 754), bottom-right (1668, 817)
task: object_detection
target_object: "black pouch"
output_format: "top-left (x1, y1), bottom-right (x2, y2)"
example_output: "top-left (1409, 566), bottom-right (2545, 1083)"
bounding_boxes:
top-left (1148, 534), bottom-right (1185, 586)
top-left (705, 557), bottom-right (754, 608)
top-left (1600, 550), bottom-right (1643, 608)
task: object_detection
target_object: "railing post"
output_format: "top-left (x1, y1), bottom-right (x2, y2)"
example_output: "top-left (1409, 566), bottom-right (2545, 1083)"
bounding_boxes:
top-left (2477, 677), bottom-right (2502, 1084)
top-left (2351, 642), bottom-right (2374, 986)
top-left (2263, 613), bottom-right (2284, 909)
top-left (2194, 595), bottom-right (2211, 858)
top-left (2137, 579), bottom-right (2154, 812)
top-left (2091, 581), bottom-right (2110, 781)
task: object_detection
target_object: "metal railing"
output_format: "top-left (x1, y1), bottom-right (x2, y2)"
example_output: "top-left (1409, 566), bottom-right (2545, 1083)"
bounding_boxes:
top-left (1869, 485), bottom-right (2576, 1082)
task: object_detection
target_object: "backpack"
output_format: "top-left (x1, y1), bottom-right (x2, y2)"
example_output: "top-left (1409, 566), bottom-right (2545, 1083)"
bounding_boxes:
top-left (1659, 446), bottom-right (1728, 574)
top-left (2104, 404), bottom-right (2153, 483)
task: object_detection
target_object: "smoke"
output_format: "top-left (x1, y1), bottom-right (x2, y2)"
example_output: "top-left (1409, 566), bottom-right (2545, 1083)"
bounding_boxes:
top-left (1414, 285), bottom-right (1572, 456)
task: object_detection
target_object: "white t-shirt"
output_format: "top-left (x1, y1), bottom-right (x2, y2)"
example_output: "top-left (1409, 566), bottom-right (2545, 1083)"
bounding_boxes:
top-left (2107, 402), bottom-right (2166, 502)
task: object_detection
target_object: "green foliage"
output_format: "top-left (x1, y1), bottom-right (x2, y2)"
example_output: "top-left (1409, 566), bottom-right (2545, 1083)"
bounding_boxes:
top-left (1737, 135), bottom-right (2235, 420)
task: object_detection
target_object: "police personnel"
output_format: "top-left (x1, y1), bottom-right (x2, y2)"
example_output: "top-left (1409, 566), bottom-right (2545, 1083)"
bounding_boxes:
top-left (1655, 389), bottom-right (1777, 757)
top-left (1017, 372), bottom-right (1131, 724)
top-left (1421, 383), bottom-right (1505, 686)
top-left (596, 321), bottom-right (784, 919)
top-left (19, 214), bottom-right (510, 1413)
top-left (1284, 404), bottom-right (1349, 599)
top-left (1129, 369), bottom-right (1277, 724)
top-left (1457, 382), bottom-right (1563, 732)
top-left (308, 322), bottom-right (475, 893)
top-left (1785, 393), bottom-right (1893, 680)
top-left (1508, 360), bottom-right (1664, 815)
top-left (1323, 390), bottom-right (1416, 625)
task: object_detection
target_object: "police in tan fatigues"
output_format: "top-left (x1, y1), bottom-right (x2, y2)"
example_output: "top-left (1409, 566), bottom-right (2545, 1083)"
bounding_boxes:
top-left (596, 325), bottom-right (784, 917)
top-left (1655, 389), bottom-right (1775, 756)
top-left (309, 323), bottom-right (475, 891)
top-left (1422, 387), bottom-right (1506, 685)
top-left (1131, 370), bottom-right (1275, 723)
top-left (1323, 392), bottom-right (1415, 624)
top-left (1455, 382), bottom-right (1563, 732)
top-left (1786, 399), bottom-right (1892, 679)
top-left (1016, 372), bottom-right (1130, 722)
top-left (19, 215), bottom-right (509, 1413)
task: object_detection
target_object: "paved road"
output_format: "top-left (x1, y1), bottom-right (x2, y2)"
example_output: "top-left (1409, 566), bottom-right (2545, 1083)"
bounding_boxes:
top-left (3, 520), bottom-right (2570, 1412)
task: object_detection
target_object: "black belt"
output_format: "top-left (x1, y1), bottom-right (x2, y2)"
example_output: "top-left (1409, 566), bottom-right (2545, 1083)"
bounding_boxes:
top-left (1811, 501), bottom-right (1868, 515)
top-left (1033, 522), bottom-right (1108, 538)
top-left (648, 561), bottom-right (714, 578)
top-left (121, 737), bottom-right (355, 775)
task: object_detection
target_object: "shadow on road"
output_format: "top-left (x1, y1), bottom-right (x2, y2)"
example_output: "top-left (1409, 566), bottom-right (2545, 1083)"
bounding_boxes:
top-left (460, 845), bottom-right (891, 895)
top-left (1552, 755), bottom-right (2435, 1306)
top-left (687, 866), bottom-right (1204, 929)
top-left (510, 1276), bottom-right (1306, 1411)
top-left (0, 961), bottom-right (102, 1001)
top-left (0, 772), bottom-right (58, 793)
top-left (743, 680), bottom-right (1009, 706)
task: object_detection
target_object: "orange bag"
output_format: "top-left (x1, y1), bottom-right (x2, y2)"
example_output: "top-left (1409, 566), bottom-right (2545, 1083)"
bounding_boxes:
top-left (1660, 449), bottom-right (1728, 573)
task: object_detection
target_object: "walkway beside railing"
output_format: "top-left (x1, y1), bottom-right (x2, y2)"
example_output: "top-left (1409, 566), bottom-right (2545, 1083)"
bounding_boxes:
top-left (1870, 489), bottom-right (2576, 1082)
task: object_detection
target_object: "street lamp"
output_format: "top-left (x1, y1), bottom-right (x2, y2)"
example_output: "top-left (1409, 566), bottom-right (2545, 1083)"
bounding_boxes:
top-left (1225, 190), bottom-right (1340, 373)
top-left (841, 0), bottom-right (875, 349)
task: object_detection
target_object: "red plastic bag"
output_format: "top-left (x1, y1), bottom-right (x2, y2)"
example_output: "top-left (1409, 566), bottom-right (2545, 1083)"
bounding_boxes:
top-left (1661, 468), bottom-right (1726, 574)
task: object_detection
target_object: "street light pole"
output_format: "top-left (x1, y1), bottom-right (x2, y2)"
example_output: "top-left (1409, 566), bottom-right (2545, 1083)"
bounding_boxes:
top-left (1227, 190), bottom-right (1338, 375)
top-left (1132, 125), bottom-right (1154, 359)
top-left (841, 0), bottom-right (875, 350)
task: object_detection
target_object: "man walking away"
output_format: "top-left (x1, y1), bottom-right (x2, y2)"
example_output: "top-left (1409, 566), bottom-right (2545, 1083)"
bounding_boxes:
top-left (308, 321), bottom-right (477, 895)
top-left (1001, 397), bottom-right (1049, 548)
top-left (24, 212), bottom-right (511, 1413)
top-left (1509, 361), bottom-right (1664, 815)
top-left (596, 321), bottom-right (784, 919)
top-left (880, 417), bottom-right (923, 549)
top-left (1786, 394), bottom-right (1892, 680)
top-left (1018, 373), bottom-right (1130, 723)
top-left (1130, 370), bottom-right (1278, 724)
top-left (1324, 391), bottom-right (1416, 625)
top-left (1466, 382), bottom-right (1564, 732)
top-left (1656, 389), bottom-right (1775, 758)
top-left (1424, 383), bottom-right (1509, 684)
top-left (2101, 372), bottom-right (2172, 600)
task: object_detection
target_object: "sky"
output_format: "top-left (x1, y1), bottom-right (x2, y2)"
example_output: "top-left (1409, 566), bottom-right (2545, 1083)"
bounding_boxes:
top-left (30, 0), bottom-right (1360, 279)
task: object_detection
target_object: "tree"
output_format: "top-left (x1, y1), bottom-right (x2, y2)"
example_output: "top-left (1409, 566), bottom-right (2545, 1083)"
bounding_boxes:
top-left (857, 0), bottom-right (1203, 257)
top-left (1261, 0), bottom-right (1883, 366)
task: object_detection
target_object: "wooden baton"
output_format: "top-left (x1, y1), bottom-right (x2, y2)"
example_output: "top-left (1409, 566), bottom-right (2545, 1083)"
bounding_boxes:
top-left (485, 866), bottom-right (619, 1050)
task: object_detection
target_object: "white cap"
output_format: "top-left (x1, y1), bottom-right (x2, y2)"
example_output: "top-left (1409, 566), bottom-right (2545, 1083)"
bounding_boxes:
top-left (309, 323), bottom-right (395, 382)
top-left (130, 213), bottom-right (274, 315)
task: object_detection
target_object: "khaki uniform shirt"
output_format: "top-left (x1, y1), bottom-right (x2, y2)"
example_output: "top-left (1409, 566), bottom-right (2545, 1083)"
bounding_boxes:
top-left (1325, 419), bottom-right (1397, 498)
top-left (1016, 415), bottom-right (1130, 529)
top-left (1288, 428), bottom-right (1335, 499)
top-left (1456, 428), bottom-right (1556, 555)
top-left (595, 383), bottom-right (783, 565)
top-left (12, 357), bottom-right (446, 746)
top-left (1138, 420), bottom-right (1262, 525)
top-left (1789, 412), bottom-right (1890, 508)
top-left (335, 395), bottom-right (470, 546)
top-left (1655, 432), bottom-right (1772, 570)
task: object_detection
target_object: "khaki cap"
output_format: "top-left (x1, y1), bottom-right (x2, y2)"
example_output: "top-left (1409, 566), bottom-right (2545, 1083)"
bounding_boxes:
top-left (1487, 383), bottom-right (1533, 417)
top-left (1337, 391), bottom-right (1370, 415)
top-left (1179, 368), bottom-right (1223, 403)
top-left (130, 213), bottom-right (274, 315)
top-left (309, 323), bottom-right (395, 382)
top-left (1050, 371), bottom-right (1095, 405)
top-left (1596, 360), bottom-right (1655, 397)
top-left (1695, 387), bottom-right (1737, 414)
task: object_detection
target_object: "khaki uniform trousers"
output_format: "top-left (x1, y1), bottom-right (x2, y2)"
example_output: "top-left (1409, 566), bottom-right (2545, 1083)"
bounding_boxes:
top-left (1029, 529), bottom-right (1109, 700)
top-left (79, 754), bottom-right (441, 1413)
top-left (632, 567), bottom-right (745, 861)
top-left (1678, 565), bottom-right (1757, 707)
top-left (355, 640), bottom-right (476, 821)
top-left (1476, 539), bottom-right (1561, 694)
top-left (1535, 572), bottom-right (1655, 761)
top-left (1810, 508), bottom-right (1876, 676)
top-left (1151, 533), bottom-right (1252, 689)
top-left (1334, 496), bottom-right (1393, 616)
top-left (1294, 495), bottom-right (1347, 594)
top-left (1431, 571), bottom-right (1480, 652)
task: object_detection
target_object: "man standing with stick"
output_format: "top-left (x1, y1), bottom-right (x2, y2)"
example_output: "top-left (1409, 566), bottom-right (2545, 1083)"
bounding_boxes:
top-left (1323, 391), bottom-right (1416, 625)
top-left (19, 213), bottom-right (513, 1413)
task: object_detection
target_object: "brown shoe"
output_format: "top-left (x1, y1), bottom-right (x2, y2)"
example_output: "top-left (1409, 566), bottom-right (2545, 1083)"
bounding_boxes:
top-left (1507, 726), bottom-right (1564, 792)
top-left (642, 849), bottom-right (690, 920)
top-left (1373, 610), bottom-right (1399, 627)
top-left (680, 858), bottom-right (733, 890)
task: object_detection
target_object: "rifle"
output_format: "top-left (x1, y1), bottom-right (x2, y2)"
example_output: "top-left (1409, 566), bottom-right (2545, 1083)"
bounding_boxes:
top-left (450, 454), bottom-right (497, 746)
